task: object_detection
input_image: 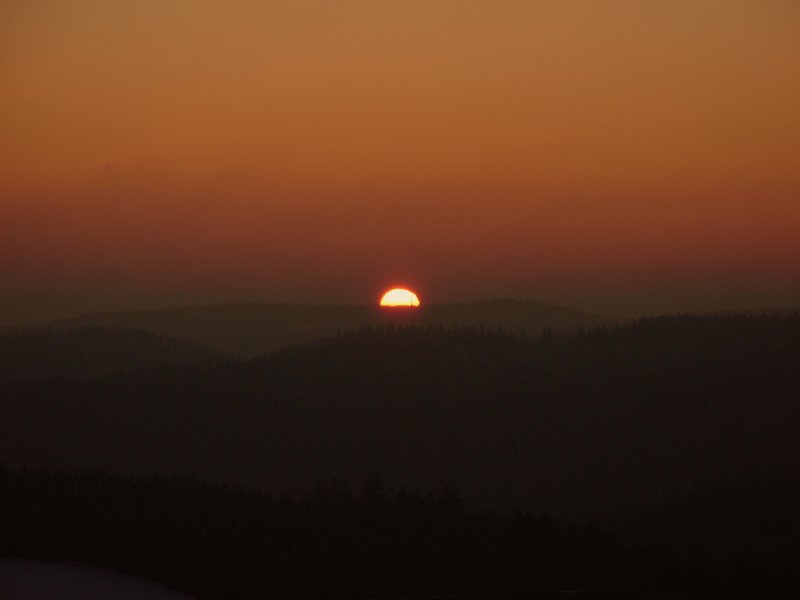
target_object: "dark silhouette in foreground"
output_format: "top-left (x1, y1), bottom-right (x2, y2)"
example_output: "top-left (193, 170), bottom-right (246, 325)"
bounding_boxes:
top-left (1, 314), bottom-right (798, 596)
top-left (1, 467), bottom-right (792, 599)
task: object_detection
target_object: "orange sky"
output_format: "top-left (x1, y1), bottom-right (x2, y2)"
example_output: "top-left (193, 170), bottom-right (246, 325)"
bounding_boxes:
top-left (1, 0), bottom-right (799, 322)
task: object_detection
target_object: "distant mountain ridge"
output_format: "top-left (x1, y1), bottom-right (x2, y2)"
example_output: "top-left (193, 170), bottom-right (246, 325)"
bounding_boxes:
top-left (0, 326), bottom-right (228, 380)
top-left (27, 299), bottom-right (611, 358)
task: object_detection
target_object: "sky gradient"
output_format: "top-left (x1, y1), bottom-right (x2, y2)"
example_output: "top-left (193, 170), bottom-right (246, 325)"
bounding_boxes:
top-left (2, 0), bottom-right (799, 323)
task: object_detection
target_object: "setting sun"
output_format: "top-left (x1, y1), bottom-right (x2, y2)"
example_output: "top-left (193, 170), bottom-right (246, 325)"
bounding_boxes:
top-left (380, 288), bottom-right (421, 307)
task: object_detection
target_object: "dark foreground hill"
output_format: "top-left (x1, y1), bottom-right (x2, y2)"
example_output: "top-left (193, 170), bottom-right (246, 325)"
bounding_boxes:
top-left (31, 299), bottom-right (611, 357)
top-left (1, 314), bottom-right (798, 576)
top-left (0, 326), bottom-right (228, 380)
top-left (3, 467), bottom-right (788, 599)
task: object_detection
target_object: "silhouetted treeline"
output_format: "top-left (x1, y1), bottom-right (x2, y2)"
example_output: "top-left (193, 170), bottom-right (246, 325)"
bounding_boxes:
top-left (29, 299), bottom-right (611, 357)
top-left (1, 314), bottom-right (798, 588)
top-left (1, 466), bottom-right (793, 598)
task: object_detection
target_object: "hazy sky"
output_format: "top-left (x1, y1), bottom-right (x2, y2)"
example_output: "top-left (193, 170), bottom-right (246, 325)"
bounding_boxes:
top-left (2, 0), bottom-right (799, 322)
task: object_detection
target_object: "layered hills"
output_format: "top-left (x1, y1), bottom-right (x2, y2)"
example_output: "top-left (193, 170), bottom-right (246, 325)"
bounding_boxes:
top-left (2, 312), bottom-right (798, 576)
top-left (2, 316), bottom-right (798, 517)
top-left (27, 299), bottom-right (611, 357)
top-left (0, 326), bottom-right (228, 380)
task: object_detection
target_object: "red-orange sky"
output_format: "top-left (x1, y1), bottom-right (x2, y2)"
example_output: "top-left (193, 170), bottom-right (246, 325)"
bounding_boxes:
top-left (2, 0), bottom-right (799, 323)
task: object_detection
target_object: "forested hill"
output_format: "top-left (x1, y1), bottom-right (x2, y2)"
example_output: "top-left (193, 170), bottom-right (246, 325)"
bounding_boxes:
top-left (3, 466), bottom-right (792, 599)
top-left (0, 326), bottom-right (228, 380)
top-left (2, 314), bottom-right (798, 515)
top-left (28, 299), bottom-right (611, 357)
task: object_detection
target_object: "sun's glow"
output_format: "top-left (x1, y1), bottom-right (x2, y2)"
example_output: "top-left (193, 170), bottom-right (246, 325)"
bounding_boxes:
top-left (380, 288), bottom-right (421, 307)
